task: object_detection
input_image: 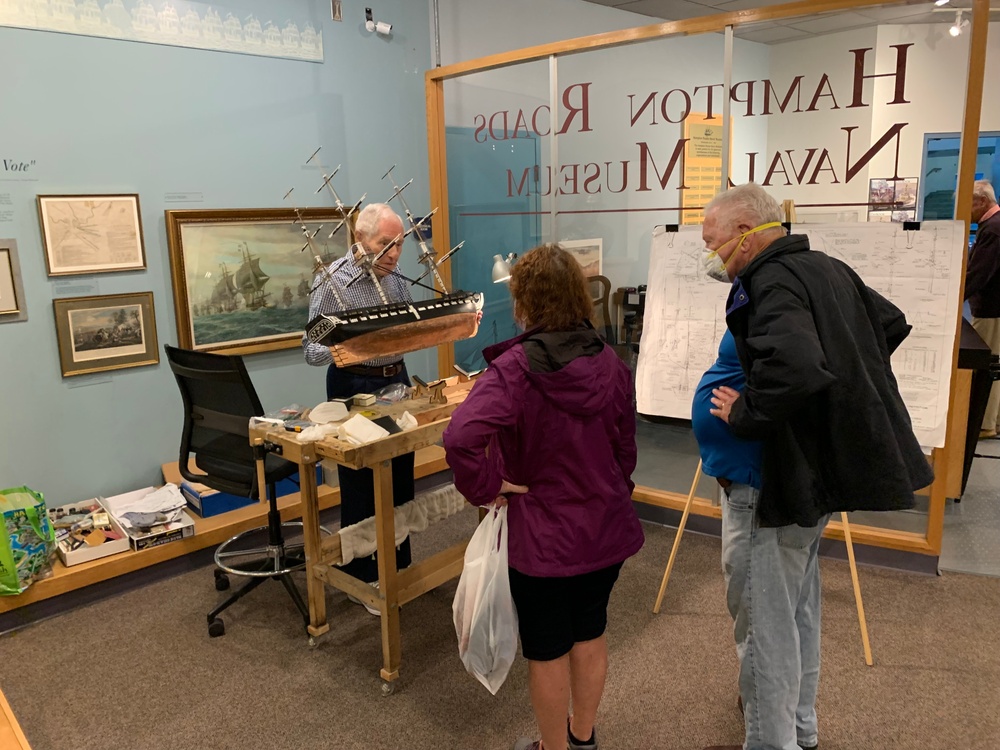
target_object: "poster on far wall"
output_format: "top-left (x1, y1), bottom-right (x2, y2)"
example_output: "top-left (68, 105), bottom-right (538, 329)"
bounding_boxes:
top-left (868, 178), bottom-right (918, 222)
top-left (561, 239), bottom-right (602, 277)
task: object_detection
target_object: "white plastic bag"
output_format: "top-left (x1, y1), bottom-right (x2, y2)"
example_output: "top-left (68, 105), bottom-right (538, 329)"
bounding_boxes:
top-left (452, 505), bottom-right (518, 694)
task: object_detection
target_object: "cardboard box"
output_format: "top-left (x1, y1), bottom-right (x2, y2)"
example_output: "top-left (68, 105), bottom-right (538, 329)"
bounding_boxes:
top-left (100, 487), bottom-right (196, 552)
top-left (49, 500), bottom-right (131, 567)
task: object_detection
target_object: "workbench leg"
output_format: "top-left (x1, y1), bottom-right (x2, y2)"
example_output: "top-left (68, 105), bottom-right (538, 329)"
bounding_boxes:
top-left (373, 459), bottom-right (401, 691)
top-left (299, 457), bottom-right (329, 639)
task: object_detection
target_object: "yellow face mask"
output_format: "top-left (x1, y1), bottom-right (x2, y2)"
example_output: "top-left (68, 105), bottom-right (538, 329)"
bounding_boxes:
top-left (702, 221), bottom-right (784, 282)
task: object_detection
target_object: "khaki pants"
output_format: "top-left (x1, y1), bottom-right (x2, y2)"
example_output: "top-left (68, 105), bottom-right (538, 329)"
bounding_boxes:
top-left (972, 316), bottom-right (1000, 431)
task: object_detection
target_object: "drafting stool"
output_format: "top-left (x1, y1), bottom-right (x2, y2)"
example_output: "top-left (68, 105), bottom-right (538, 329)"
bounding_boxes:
top-left (164, 344), bottom-right (311, 637)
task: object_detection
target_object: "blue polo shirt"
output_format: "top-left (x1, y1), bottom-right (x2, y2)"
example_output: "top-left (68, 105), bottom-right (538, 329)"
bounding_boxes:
top-left (691, 330), bottom-right (763, 489)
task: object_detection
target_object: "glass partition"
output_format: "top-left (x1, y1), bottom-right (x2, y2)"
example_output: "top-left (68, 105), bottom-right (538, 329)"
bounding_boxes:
top-left (733, 8), bottom-right (971, 538)
top-left (554, 33), bottom-right (729, 499)
top-left (435, 1), bottom-right (986, 554)
top-left (443, 62), bottom-right (552, 372)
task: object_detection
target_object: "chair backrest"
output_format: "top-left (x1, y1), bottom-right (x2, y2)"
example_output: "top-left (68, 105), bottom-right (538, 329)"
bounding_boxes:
top-left (587, 274), bottom-right (615, 343)
top-left (164, 344), bottom-right (265, 498)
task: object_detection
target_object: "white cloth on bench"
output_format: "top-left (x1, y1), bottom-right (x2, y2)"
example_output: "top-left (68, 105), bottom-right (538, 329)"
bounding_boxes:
top-left (337, 482), bottom-right (468, 565)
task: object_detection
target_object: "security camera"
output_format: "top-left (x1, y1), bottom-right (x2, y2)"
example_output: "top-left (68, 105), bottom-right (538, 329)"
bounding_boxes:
top-left (365, 7), bottom-right (392, 36)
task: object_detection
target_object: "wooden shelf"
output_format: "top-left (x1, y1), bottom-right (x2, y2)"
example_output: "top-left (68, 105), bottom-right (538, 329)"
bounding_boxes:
top-left (0, 446), bottom-right (449, 614)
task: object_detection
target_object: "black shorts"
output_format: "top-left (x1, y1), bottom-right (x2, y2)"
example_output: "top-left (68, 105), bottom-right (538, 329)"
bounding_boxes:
top-left (508, 563), bottom-right (623, 662)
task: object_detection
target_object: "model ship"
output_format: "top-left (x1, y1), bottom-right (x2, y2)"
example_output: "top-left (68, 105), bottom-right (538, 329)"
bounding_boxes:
top-left (290, 151), bottom-right (484, 367)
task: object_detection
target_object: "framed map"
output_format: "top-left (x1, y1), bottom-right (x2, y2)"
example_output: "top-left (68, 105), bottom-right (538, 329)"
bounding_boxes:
top-left (52, 292), bottom-right (159, 377)
top-left (37, 194), bottom-right (146, 276)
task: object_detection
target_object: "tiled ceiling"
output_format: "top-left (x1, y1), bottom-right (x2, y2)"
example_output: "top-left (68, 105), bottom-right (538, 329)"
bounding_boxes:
top-left (578, 1), bottom-right (993, 44)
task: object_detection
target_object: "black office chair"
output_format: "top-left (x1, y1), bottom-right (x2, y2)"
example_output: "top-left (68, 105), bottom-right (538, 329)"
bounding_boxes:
top-left (164, 344), bottom-right (310, 638)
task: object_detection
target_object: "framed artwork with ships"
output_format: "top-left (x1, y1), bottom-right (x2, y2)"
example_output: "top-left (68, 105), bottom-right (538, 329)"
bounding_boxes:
top-left (166, 207), bottom-right (353, 355)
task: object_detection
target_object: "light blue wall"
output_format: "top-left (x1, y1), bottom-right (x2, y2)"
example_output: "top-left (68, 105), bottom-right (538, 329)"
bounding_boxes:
top-left (0, 0), bottom-right (434, 504)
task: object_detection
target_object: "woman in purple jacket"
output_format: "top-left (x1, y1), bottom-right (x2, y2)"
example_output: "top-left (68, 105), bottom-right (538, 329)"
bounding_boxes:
top-left (444, 244), bottom-right (644, 750)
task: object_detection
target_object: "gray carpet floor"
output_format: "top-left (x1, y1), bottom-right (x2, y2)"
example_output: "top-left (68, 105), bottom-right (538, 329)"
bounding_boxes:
top-left (2, 510), bottom-right (999, 750)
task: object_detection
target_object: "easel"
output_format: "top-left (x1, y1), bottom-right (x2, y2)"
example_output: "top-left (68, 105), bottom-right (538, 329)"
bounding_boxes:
top-left (651, 466), bottom-right (873, 663)
top-left (649, 197), bottom-right (873, 665)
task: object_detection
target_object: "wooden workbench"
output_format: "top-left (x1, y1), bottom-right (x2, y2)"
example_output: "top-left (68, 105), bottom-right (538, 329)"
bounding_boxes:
top-left (250, 380), bottom-right (474, 694)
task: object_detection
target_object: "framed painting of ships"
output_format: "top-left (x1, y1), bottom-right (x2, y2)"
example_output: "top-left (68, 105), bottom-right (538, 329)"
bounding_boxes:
top-left (166, 208), bottom-right (353, 355)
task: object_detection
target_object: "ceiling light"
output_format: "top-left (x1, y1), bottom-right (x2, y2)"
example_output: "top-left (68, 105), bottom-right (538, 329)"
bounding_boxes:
top-left (934, 0), bottom-right (950, 6)
top-left (950, 9), bottom-right (968, 36)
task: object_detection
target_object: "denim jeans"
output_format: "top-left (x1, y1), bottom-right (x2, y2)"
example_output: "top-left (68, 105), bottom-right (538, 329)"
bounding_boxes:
top-left (721, 482), bottom-right (829, 750)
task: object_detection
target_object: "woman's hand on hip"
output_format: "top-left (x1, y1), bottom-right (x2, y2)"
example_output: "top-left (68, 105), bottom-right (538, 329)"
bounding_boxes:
top-left (493, 480), bottom-right (528, 507)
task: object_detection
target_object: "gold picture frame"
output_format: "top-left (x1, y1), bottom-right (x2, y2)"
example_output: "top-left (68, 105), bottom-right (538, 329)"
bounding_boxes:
top-left (37, 194), bottom-right (147, 276)
top-left (53, 292), bottom-right (159, 377)
top-left (0, 239), bottom-right (27, 322)
top-left (165, 207), bottom-right (354, 355)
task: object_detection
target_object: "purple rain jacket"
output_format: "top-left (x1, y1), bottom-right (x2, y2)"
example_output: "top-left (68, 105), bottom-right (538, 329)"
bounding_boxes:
top-left (443, 324), bottom-right (644, 578)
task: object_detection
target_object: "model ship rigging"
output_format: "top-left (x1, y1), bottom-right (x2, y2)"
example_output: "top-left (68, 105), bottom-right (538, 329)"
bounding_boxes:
top-left (291, 149), bottom-right (484, 367)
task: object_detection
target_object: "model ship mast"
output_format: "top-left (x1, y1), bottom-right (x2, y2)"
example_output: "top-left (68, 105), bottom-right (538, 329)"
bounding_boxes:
top-left (383, 164), bottom-right (466, 293)
top-left (297, 149), bottom-right (484, 367)
top-left (283, 174), bottom-right (350, 312)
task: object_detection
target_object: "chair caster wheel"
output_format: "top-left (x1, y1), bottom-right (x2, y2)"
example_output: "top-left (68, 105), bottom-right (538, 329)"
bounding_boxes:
top-left (380, 680), bottom-right (396, 696)
top-left (208, 618), bottom-right (226, 637)
top-left (214, 573), bottom-right (230, 591)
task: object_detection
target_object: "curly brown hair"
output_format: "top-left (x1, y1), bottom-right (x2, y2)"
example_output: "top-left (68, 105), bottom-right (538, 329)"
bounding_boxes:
top-left (509, 243), bottom-right (593, 331)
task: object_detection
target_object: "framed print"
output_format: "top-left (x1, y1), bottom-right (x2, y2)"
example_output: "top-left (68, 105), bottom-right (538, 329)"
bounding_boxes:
top-left (0, 239), bottom-right (27, 323)
top-left (867, 178), bottom-right (918, 220)
top-left (52, 292), bottom-right (159, 377)
top-left (166, 207), bottom-right (353, 355)
top-left (561, 238), bottom-right (603, 276)
top-left (37, 194), bottom-right (146, 276)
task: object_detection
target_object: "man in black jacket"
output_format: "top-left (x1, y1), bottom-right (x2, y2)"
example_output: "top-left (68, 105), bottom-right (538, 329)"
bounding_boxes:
top-left (701, 183), bottom-right (933, 750)
top-left (965, 179), bottom-right (1000, 438)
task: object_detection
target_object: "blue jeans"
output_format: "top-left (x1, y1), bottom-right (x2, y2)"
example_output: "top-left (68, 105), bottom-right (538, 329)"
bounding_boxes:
top-left (721, 483), bottom-right (829, 750)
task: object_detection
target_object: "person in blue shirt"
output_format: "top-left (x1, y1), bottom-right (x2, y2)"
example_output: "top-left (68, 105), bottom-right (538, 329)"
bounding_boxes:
top-left (693, 329), bottom-right (820, 750)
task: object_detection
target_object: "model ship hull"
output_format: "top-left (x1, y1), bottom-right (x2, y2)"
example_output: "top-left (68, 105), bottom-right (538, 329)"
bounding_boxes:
top-left (306, 291), bottom-right (484, 367)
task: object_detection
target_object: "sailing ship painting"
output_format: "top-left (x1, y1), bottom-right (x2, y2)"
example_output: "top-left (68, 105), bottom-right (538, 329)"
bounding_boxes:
top-left (175, 216), bottom-right (351, 351)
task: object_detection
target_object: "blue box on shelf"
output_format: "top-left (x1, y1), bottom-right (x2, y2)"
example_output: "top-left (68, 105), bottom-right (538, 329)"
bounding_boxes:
top-left (179, 467), bottom-right (321, 518)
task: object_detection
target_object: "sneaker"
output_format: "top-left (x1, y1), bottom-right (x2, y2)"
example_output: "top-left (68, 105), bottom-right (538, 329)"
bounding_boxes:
top-left (347, 580), bottom-right (381, 616)
top-left (568, 718), bottom-right (598, 750)
top-left (512, 739), bottom-right (541, 750)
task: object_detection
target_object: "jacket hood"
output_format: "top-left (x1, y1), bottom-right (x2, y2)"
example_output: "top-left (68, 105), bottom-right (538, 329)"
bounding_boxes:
top-left (484, 323), bottom-right (620, 417)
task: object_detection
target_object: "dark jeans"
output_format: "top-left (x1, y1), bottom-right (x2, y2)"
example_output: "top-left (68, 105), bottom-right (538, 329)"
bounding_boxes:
top-left (326, 362), bottom-right (414, 583)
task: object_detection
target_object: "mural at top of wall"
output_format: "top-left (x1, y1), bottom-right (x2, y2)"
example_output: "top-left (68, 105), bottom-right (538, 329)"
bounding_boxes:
top-left (0, 0), bottom-right (324, 62)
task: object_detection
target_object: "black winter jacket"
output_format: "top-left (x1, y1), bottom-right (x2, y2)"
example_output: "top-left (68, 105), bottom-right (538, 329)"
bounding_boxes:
top-left (725, 234), bottom-right (934, 527)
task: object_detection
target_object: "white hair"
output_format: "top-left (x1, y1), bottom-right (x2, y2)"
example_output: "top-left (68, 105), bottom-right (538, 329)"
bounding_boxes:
top-left (355, 203), bottom-right (401, 238)
top-left (973, 180), bottom-right (997, 205)
top-left (705, 182), bottom-right (784, 231)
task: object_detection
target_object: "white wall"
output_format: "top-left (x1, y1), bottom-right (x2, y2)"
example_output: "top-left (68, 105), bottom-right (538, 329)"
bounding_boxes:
top-left (868, 22), bottom-right (1000, 183)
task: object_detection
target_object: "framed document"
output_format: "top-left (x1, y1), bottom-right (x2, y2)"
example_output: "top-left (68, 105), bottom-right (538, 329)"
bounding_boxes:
top-left (38, 194), bottom-right (146, 276)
